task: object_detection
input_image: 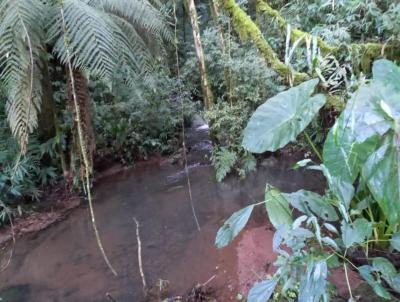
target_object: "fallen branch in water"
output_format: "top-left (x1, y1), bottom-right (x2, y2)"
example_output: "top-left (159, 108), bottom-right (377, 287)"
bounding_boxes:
top-left (133, 217), bottom-right (147, 293)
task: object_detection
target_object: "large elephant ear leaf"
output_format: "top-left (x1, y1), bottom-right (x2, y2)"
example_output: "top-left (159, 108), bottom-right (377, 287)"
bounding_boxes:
top-left (373, 59), bottom-right (400, 90)
top-left (362, 136), bottom-right (400, 226)
top-left (242, 79), bottom-right (326, 153)
top-left (215, 204), bottom-right (254, 248)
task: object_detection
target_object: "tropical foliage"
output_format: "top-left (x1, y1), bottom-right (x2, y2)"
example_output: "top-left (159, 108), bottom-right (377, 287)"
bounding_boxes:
top-left (216, 59), bottom-right (400, 301)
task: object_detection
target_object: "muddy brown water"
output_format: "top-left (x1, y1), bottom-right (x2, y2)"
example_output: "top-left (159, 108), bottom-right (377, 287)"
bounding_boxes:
top-left (0, 121), bottom-right (325, 302)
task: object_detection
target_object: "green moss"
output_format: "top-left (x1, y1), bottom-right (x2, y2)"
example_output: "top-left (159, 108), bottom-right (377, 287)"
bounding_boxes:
top-left (221, 0), bottom-right (308, 83)
top-left (256, 0), bottom-right (335, 54)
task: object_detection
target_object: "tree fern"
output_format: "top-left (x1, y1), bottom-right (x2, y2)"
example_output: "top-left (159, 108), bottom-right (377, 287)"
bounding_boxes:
top-left (0, 0), bottom-right (172, 150)
top-left (0, 0), bottom-right (45, 152)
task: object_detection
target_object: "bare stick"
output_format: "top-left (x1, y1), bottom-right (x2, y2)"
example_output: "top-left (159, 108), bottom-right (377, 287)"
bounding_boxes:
top-left (133, 217), bottom-right (146, 292)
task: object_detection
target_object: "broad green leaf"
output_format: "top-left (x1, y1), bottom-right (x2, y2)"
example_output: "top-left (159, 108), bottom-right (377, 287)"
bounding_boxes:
top-left (242, 79), bottom-right (325, 153)
top-left (283, 189), bottom-right (338, 221)
top-left (341, 218), bottom-right (372, 248)
top-left (320, 165), bottom-right (354, 210)
top-left (373, 59), bottom-right (400, 91)
top-left (265, 185), bottom-right (293, 229)
top-left (362, 136), bottom-right (400, 225)
top-left (215, 204), bottom-right (254, 248)
top-left (372, 257), bottom-right (397, 278)
top-left (359, 265), bottom-right (392, 300)
top-left (247, 279), bottom-right (278, 302)
top-left (390, 231), bottom-right (400, 251)
top-left (372, 257), bottom-right (400, 293)
top-left (323, 84), bottom-right (387, 183)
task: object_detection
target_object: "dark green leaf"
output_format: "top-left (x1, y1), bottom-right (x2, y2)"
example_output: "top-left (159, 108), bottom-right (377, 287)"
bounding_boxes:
top-left (247, 279), bottom-right (278, 302)
top-left (242, 79), bottom-right (325, 153)
top-left (215, 204), bottom-right (254, 248)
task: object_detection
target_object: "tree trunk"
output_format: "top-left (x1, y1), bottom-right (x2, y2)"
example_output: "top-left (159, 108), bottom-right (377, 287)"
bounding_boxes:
top-left (187, 0), bottom-right (214, 109)
top-left (37, 57), bottom-right (56, 142)
top-left (219, 0), bottom-right (309, 84)
top-left (66, 68), bottom-right (96, 181)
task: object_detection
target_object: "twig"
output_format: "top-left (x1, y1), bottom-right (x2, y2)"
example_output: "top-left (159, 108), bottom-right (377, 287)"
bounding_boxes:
top-left (133, 217), bottom-right (146, 292)
top-left (201, 275), bottom-right (216, 287)
top-left (343, 263), bottom-right (354, 300)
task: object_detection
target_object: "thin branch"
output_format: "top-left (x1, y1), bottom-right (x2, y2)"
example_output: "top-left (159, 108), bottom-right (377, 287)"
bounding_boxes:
top-left (133, 217), bottom-right (147, 292)
top-left (60, 6), bottom-right (118, 277)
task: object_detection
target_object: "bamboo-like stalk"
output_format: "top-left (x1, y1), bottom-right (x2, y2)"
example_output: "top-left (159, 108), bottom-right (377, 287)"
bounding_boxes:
top-left (187, 0), bottom-right (214, 109)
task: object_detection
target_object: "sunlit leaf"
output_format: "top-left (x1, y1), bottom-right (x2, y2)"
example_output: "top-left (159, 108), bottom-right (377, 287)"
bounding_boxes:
top-left (215, 204), bottom-right (254, 248)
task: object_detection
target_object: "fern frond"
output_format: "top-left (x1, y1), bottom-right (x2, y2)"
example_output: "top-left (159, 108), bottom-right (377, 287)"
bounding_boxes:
top-left (97, 0), bottom-right (173, 41)
top-left (49, 0), bottom-right (118, 80)
top-left (0, 0), bottom-right (45, 151)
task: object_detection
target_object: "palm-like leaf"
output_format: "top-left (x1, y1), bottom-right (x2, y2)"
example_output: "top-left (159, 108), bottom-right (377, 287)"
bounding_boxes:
top-left (0, 0), bottom-right (45, 151)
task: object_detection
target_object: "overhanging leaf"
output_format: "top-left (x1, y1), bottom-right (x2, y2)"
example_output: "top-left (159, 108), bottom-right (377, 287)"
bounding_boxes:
top-left (265, 185), bottom-right (293, 229)
top-left (247, 279), bottom-right (278, 302)
top-left (215, 204), bottom-right (254, 248)
top-left (242, 79), bottom-right (325, 153)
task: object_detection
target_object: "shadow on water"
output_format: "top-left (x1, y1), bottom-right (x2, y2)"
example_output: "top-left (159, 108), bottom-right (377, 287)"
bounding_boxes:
top-left (0, 118), bottom-right (324, 301)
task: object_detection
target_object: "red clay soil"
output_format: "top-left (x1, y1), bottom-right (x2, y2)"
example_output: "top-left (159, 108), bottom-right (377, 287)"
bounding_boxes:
top-left (217, 223), bottom-right (362, 301)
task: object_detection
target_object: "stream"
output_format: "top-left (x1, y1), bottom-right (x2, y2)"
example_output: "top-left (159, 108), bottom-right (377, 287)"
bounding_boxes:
top-left (0, 117), bottom-right (324, 301)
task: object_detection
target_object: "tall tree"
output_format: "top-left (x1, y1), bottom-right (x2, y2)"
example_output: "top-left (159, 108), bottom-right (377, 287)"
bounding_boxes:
top-left (187, 0), bottom-right (214, 109)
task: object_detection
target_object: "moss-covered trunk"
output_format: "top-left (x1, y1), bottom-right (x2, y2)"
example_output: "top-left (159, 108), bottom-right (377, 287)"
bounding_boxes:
top-left (219, 0), bottom-right (308, 83)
